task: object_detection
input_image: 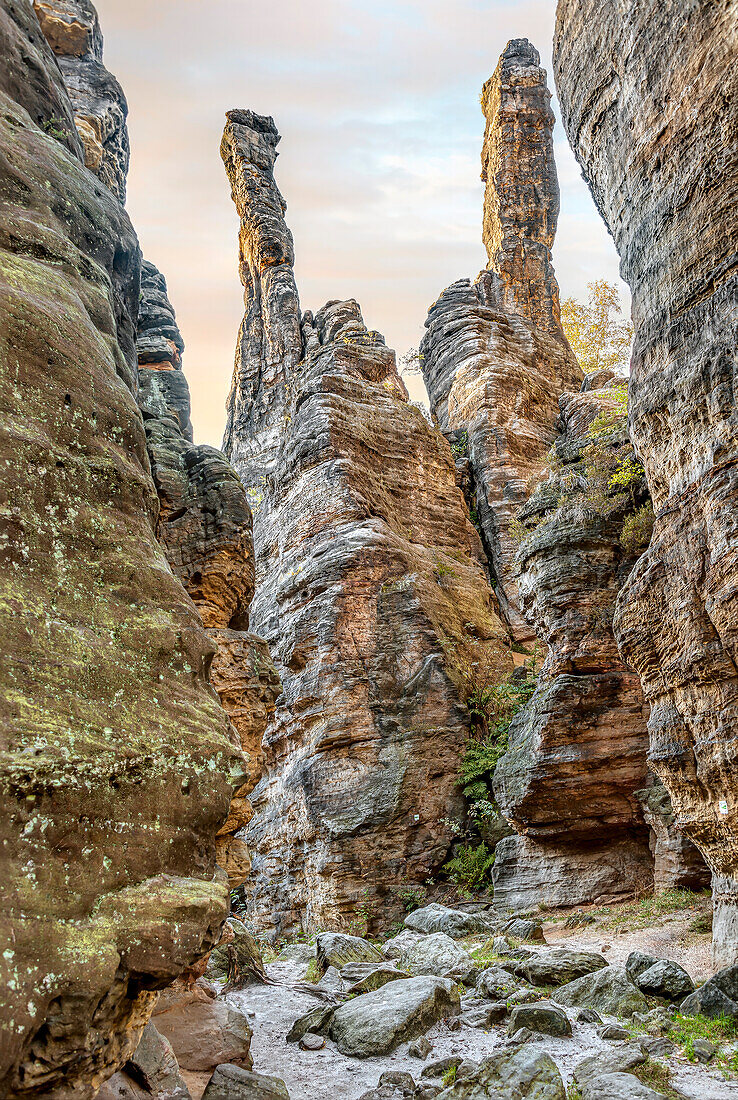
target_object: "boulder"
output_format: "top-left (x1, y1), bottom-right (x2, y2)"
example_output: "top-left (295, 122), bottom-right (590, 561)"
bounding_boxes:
top-left (502, 917), bottom-right (546, 944)
top-left (96, 1023), bottom-right (191, 1100)
top-left (433, 1047), bottom-right (566, 1098)
top-left (202, 1064), bottom-right (290, 1100)
top-left (285, 1004), bottom-right (335, 1044)
top-left (409, 1036), bottom-right (434, 1060)
top-left (508, 1001), bottom-right (572, 1038)
top-left (634, 960), bottom-right (694, 1002)
top-left (405, 903), bottom-right (493, 939)
top-left (315, 965), bottom-right (344, 992)
top-left (580, 1073), bottom-right (668, 1100)
top-left (461, 1001), bottom-right (507, 1028)
top-left (625, 952), bottom-right (661, 983)
top-left (599, 1025), bottom-right (631, 1041)
top-left (477, 966), bottom-right (523, 999)
top-left (401, 932), bottom-right (474, 979)
top-left (679, 964), bottom-right (738, 1018)
top-left (299, 1033), bottom-right (325, 1051)
top-left (346, 965), bottom-right (410, 995)
top-left (152, 982), bottom-right (252, 1074)
top-left (378, 1071), bottom-right (416, 1095)
top-left (383, 928), bottom-right (427, 960)
top-left (520, 949), bottom-right (607, 986)
top-left (328, 976), bottom-right (460, 1057)
top-left (316, 932), bottom-right (383, 975)
top-left (573, 1044), bottom-right (647, 1086)
top-left (555, 966), bottom-right (647, 1018)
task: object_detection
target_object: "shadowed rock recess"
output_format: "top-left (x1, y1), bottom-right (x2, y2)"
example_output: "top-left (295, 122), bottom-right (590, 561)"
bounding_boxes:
top-left (221, 108), bottom-right (512, 937)
top-left (0, 0), bottom-right (245, 1095)
top-left (554, 0), bottom-right (738, 965)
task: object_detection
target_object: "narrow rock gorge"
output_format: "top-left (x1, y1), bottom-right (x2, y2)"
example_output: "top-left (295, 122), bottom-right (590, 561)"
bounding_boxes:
top-left (221, 109), bottom-right (512, 937)
top-left (554, 0), bottom-right (738, 965)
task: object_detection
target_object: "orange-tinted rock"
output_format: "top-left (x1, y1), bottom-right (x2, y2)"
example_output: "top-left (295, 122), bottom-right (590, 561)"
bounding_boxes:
top-left (0, 4), bottom-right (241, 1095)
top-left (32, 0), bottom-right (130, 201)
top-left (221, 110), bottom-right (511, 936)
top-left (554, 0), bottom-right (738, 965)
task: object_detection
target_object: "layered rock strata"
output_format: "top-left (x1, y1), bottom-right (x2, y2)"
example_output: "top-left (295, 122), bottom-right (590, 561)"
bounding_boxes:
top-left (421, 40), bottom-right (581, 643)
top-left (492, 380), bottom-right (653, 907)
top-left (0, 2), bottom-right (243, 1094)
top-left (32, 0), bottom-right (130, 201)
top-left (554, 0), bottom-right (738, 964)
top-left (136, 261), bottom-right (280, 889)
top-left (221, 109), bottom-right (511, 936)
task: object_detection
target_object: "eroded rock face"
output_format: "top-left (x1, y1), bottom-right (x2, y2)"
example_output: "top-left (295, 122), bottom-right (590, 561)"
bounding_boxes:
top-left (33, 0), bottom-right (130, 201)
top-left (421, 41), bottom-right (581, 641)
top-left (136, 261), bottom-right (280, 889)
top-left (221, 109), bottom-right (511, 936)
top-left (492, 380), bottom-right (654, 901)
top-left (0, 3), bottom-right (241, 1094)
top-left (554, 0), bottom-right (738, 963)
top-left (481, 39), bottom-right (562, 336)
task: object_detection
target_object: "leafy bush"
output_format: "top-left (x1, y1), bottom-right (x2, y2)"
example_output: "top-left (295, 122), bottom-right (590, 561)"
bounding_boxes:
top-left (443, 842), bottom-right (495, 890)
top-left (621, 502), bottom-right (654, 552)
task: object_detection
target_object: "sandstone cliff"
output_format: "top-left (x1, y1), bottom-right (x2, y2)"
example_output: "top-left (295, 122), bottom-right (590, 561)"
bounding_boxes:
top-left (420, 40), bottom-right (581, 643)
top-left (554, 0), bottom-right (738, 965)
top-left (136, 260), bottom-right (281, 890)
top-left (0, 2), bottom-right (243, 1094)
top-left (222, 109), bottom-right (511, 937)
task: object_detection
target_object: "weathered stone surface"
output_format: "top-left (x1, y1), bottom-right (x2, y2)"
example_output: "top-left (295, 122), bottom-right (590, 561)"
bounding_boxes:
top-left (635, 783), bottom-right (710, 893)
top-left (492, 380), bottom-right (657, 904)
top-left (328, 976), bottom-right (460, 1057)
top-left (580, 1074), bottom-right (667, 1100)
top-left (346, 966), bottom-right (410, 996)
top-left (136, 259), bottom-right (280, 889)
top-left (519, 949), bottom-right (607, 987)
top-left (0, 5), bottom-right (240, 1095)
top-left (679, 965), bottom-right (738, 1019)
top-left (400, 932), bottom-right (474, 980)
top-left (316, 933), bottom-right (384, 976)
top-left (634, 960), bottom-right (694, 1002)
top-left (97, 1022), bottom-right (191, 1100)
top-left (205, 918), bottom-right (266, 986)
top-left (383, 929), bottom-right (427, 961)
top-left (33, 0), bottom-right (130, 201)
top-left (404, 902), bottom-right (493, 939)
top-left (434, 1047), bottom-right (565, 1099)
top-left (492, 834), bottom-right (653, 911)
top-left (152, 981), bottom-right (253, 1075)
top-left (477, 966), bottom-right (522, 1000)
top-left (555, 966), bottom-right (647, 1018)
top-left (480, 39), bottom-right (563, 336)
top-left (554, 0), bottom-right (738, 965)
top-left (421, 41), bottom-right (581, 641)
top-left (507, 1001), bottom-right (571, 1038)
top-left (573, 1045), bottom-right (647, 1087)
top-left (221, 109), bottom-right (510, 935)
top-left (201, 1064), bottom-right (290, 1100)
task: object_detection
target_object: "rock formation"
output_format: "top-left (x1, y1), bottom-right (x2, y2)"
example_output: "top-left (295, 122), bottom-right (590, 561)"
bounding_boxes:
top-left (136, 260), bottom-right (280, 889)
top-left (420, 40), bottom-right (581, 642)
top-left (0, 1), bottom-right (244, 1094)
top-left (32, 0), bottom-right (130, 201)
top-left (492, 377), bottom-right (653, 907)
top-left (554, 0), bottom-right (738, 964)
top-left (222, 109), bottom-right (512, 937)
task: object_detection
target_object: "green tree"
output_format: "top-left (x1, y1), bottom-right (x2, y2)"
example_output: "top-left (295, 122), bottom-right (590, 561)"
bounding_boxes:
top-left (561, 279), bottom-right (633, 375)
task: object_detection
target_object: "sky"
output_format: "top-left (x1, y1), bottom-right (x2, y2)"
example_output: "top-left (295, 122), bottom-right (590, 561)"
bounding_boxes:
top-left (95, 0), bottom-right (628, 446)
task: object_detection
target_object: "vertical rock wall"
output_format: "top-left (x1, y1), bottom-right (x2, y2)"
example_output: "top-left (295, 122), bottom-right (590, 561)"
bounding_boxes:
top-left (554, 0), bottom-right (738, 964)
top-left (136, 261), bottom-right (281, 890)
top-left (222, 110), bottom-right (512, 936)
top-left (0, 2), bottom-right (243, 1095)
top-left (421, 40), bottom-right (581, 643)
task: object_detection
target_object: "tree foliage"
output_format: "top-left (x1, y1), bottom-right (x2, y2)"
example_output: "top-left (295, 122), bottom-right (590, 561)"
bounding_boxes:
top-left (561, 280), bottom-right (633, 375)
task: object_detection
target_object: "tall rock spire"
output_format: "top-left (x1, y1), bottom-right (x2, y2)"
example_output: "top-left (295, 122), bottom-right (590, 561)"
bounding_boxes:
top-left (481, 38), bottom-right (564, 336)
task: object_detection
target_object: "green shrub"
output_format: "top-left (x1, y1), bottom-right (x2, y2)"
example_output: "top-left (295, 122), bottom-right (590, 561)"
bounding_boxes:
top-left (621, 501), bottom-right (654, 552)
top-left (443, 841), bottom-right (495, 889)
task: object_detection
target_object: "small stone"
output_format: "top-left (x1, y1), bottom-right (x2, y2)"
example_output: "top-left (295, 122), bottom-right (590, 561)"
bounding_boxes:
top-left (692, 1039), bottom-right (717, 1063)
top-left (635, 960), bottom-right (694, 1002)
top-left (299, 1032), bottom-right (325, 1051)
top-left (599, 1024), bottom-right (630, 1040)
top-left (408, 1035), bottom-right (433, 1059)
top-left (456, 1059), bottom-right (479, 1081)
top-left (507, 987), bottom-right (538, 1006)
top-left (509, 1026), bottom-right (533, 1044)
top-left (378, 1070), bottom-right (415, 1094)
top-left (420, 1057), bottom-right (463, 1079)
top-left (639, 1037), bottom-right (674, 1058)
top-left (508, 1001), bottom-right (572, 1038)
top-left (416, 1089), bottom-right (442, 1100)
top-left (577, 1008), bottom-right (602, 1024)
